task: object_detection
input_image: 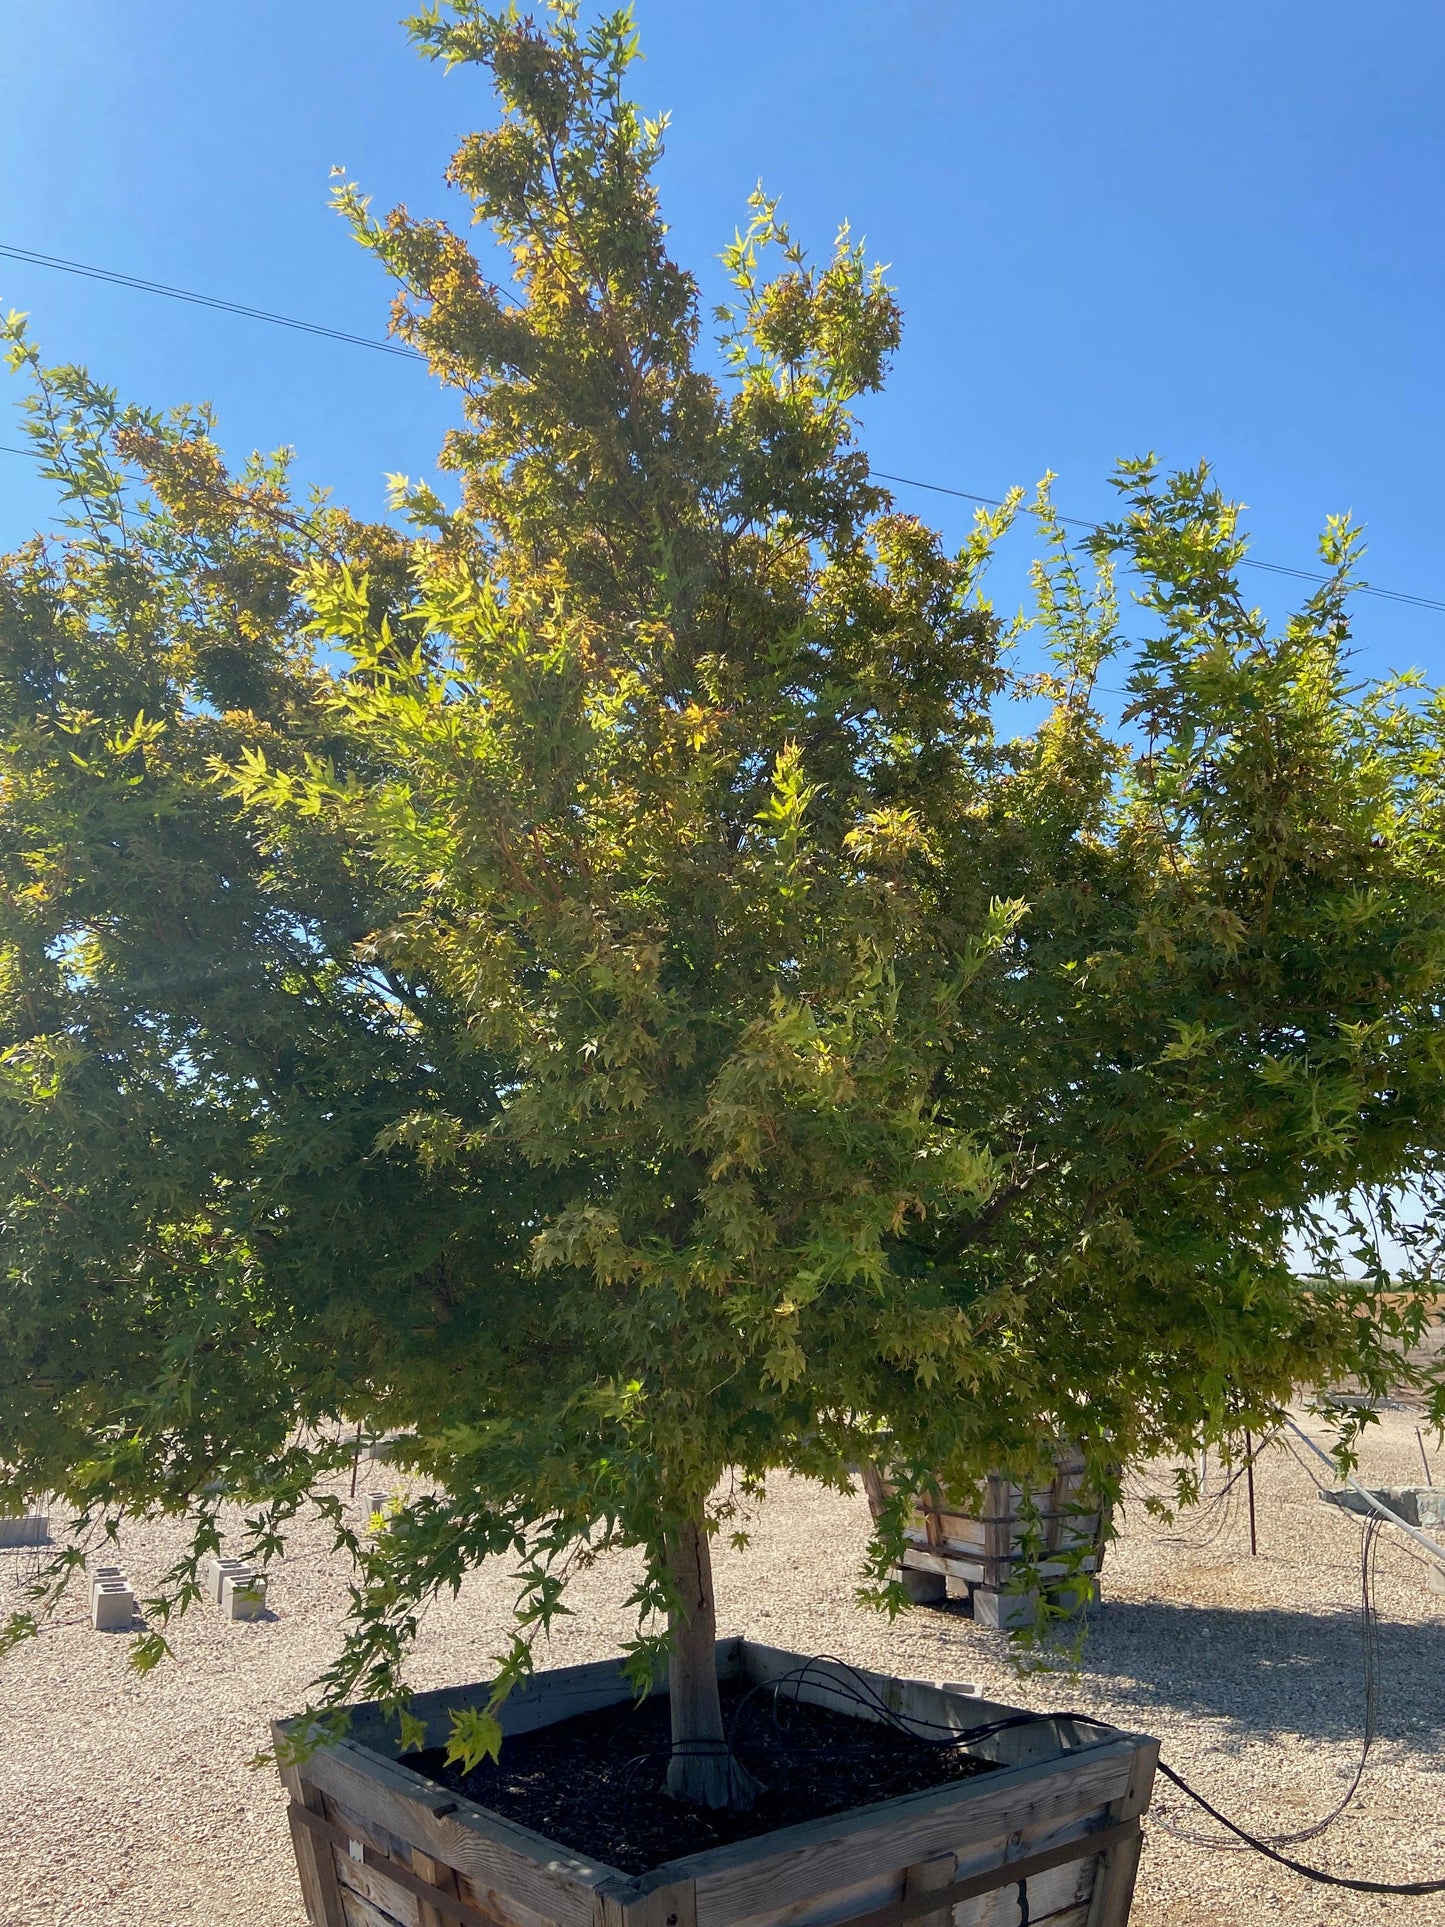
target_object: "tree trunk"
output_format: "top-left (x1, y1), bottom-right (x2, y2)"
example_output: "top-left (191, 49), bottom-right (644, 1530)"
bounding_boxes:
top-left (663, 1510), bottom-right (759, 1811)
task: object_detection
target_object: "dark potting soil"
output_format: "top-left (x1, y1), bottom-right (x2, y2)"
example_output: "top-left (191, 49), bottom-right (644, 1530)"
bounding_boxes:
top-left (400, 1679), bottom-right (1000, 1874)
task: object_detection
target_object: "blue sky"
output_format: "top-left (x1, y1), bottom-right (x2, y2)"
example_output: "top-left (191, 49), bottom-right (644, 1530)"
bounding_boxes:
top-left (2, 0), bottom-right (1442, 683)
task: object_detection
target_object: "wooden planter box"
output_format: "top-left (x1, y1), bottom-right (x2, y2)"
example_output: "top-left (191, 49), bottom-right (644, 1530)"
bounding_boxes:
top-left (861, 1452), bottom-right (1110, 1628)
top-left (276, 1640), bottom-right (1157, 1927)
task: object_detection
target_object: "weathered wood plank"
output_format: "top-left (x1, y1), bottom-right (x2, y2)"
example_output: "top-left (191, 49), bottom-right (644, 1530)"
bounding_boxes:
top-left (686, 1752), bottom-right (1134, 1927)
top-left (901, 1853), bottom-right (954, 1927)
top-left (1083, 1827), bottom-right (1142, 1927)
top-left (1028, 1906), bottom-right (1090, 1927)
top-left (455, 1870), bottom-right (555, 1927)
top-left (317, 1762), bottom-right (579, 1927)
top-left (952, 1835), bottom-right (1093, 1927)
top-left (341, 1887), bottom-right (411, 1927)
top-left (325, 1786), bottom-right (430, 1868)
top-left (716, 1864), bottom-right (898, 1927)
top-left (1083, 1734), bottom-right (1157, 1927)
top-left (698, 1814), bottom-right (1130, 1927)
top-left (301, 1739), bottom-right (607, 1927)
top-left (275, 1739), bottom-right (350, 1927)
top-left (342, 1657), bottom-right (647, 1753)
top-left (415, 1842), bottom-right (465, 1927)
top-left (593, 1875), bottom-right (698, 1927)
top-left (334, 1842), bottom-right (421, 1927)
top-left (900, 1549), bottom-right (1099, 1587)
top-left (298, 1795), bottom-right (537, 1927)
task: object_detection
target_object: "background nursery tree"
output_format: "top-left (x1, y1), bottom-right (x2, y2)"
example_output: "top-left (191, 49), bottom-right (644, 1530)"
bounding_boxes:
top-left (3, 0), bottom-right (1444, 1813)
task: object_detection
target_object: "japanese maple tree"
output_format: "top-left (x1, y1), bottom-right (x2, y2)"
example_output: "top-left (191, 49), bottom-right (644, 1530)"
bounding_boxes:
top-left (3, 2), bottom-right (1443, 1811)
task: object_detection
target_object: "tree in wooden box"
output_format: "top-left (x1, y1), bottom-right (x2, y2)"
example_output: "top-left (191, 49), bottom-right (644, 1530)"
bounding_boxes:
top-left (277, 1644), bottom-right (1158, 1927)
top-left (861, 1451), bottom-right (1110, 1629)
top-left (3, 4), bottom-right (1445, 1922)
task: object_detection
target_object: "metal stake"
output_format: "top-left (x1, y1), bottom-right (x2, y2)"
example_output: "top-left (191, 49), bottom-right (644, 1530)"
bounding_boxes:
top-left (1418, 1428), bottom-right (1435, 1487)
top-left (1244, 1429), bottom-right (1258, 1557)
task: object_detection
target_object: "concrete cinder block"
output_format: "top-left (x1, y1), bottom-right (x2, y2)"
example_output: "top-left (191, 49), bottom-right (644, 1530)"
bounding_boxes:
top-left (366, 1491), bottom-right (390, 1520)
top-left (221, 1571), bottom-right (267, 1621)
top-left (1320, 1485), bottom-right (1445, 1530)
top-left (91, 1581), bottom-right (135, 1631)
top-left (88, 1565), bottom-right (124, 1607)
top-left (892, 1562), bottom-right (947, 1604)
top-left (204, 1554), bottom-right (254, 1605)
top-left (968, 1577), bottom-right (1097, 1627)
top-left (0, 1512), bottom-right (49, 1548)
top-left (1048, 1578), bottom-right (1101, 1616)
top-left (969, 1585), bottom-right (1038, 1631)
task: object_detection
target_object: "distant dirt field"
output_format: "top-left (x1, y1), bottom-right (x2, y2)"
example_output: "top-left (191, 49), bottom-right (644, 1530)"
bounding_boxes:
top-left (2, 1404), bottom-right (1442, 1927)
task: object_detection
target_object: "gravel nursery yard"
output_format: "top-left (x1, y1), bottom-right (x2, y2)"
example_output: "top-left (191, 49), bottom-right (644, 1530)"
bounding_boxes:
top-left (2, 1405), bottom-right (1442, 1927)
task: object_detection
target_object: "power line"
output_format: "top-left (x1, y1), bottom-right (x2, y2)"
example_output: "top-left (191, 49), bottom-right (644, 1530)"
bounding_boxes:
top-left (873, 471), bottom-right (1445, 615)
top-left (0, 244), bottom-right (423, 362)
top-left (0, 242), bottom-right (1441, 614)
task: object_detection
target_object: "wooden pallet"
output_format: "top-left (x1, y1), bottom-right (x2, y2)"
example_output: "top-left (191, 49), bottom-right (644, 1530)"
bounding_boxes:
top-left (276, 1640), bottom-right (1156, 1927)
top-left (861, 1453), bottom-right (1110, 1625)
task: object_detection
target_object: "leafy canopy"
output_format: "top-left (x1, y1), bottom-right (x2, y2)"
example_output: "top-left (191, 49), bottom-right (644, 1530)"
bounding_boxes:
top-left (2, 2), bottom-right (1443, 1747)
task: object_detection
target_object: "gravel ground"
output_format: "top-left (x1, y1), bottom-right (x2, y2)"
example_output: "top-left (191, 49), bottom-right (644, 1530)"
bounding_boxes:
top-left (2, 1407), bottom-right (1442, 1927)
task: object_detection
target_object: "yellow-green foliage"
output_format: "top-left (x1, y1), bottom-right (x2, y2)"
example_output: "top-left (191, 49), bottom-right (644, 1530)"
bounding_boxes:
top-left (2, 4), bottom-right (1443, 1730)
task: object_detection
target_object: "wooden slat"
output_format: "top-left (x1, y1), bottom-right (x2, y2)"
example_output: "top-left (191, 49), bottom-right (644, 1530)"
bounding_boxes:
top-left (275, 1742), bottom-right (349, 1927)
top-left (901, 1548), bottom-right (1099, 1585)
top-left (699, 1806), bottom-right (1116, 1927)
top-left (340, 1658), bottom-right (645, 1754)
top-left (813, 1822), bottom-right (1133, 1927)
top-left (687, 1754), bottom-right (1136, 1926)
top-left (930, 1516), bottom-right (988, 1548)
top-left (416, 1843), bottom-right (466, 1927)
top-left (691, 1820), bottom-right (1133, 1927)
top-left (292, 1802), bottom-right (496, 1927)
top-left (454, 1869), bottom-right (556, 1927)
top-left (303, 1798), bottom-right (584, 1927)
top-left (1083, 1827), bottom-right (1142, 1927)
top-left (298, 1743), bottom-right (602, 1927)
top-left (334, 1838), bottom-right (418, 1926)
top-left (901, 1853), bottom-right (955, 1927)
top-left (952, 1824), bottom-right (1096, 1927)
top-left (341, 1887), bottom-right (411, 1927)
top-left (593, 1875), bottom-right (697, 1927)
top-left (1084, 1737), bottom-right (1158, 1927)
top-left (325, 1787), bottom-right (428, 1869)
top-left (858, 1464), bottom-right (889, 1515)
top-left (1026, 1903), bottom-right (1091, 1927)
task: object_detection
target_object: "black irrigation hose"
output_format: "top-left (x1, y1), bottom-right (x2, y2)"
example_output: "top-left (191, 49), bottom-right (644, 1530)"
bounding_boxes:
top-left (736, 1657), bottom-right (1445, 1898)
top-left (1150, 1507), bottom-right (1383, 1852)
top-left (1150, 1756), bottom-right (1445, 1896)
top-left (725, 1656), bottom-right (1099, 1761)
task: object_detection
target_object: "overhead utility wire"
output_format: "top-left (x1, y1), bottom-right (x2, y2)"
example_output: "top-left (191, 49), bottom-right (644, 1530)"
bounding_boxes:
top-left (1, 242), bottom-right (1442, 615)
top-left (0, 243), bottom-right (424, 361)
top-left (873, 470), bottom-right (1445, 615)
